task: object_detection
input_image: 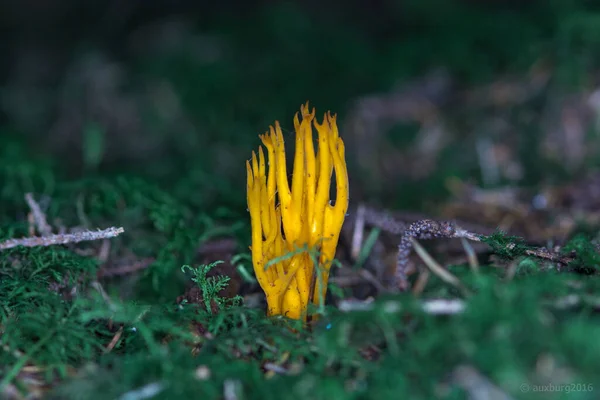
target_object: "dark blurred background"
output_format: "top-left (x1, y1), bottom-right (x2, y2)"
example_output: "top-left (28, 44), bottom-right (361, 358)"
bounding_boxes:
top-left (2, 0), bottom-right (600, 212)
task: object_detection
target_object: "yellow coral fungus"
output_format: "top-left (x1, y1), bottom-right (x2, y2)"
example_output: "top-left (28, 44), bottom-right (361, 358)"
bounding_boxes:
top-left (246, 102), bottom-right (349, 320)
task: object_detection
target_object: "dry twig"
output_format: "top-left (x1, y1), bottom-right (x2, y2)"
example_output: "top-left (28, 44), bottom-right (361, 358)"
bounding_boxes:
top-left (410, 237), bottom-right (471, 295)
top-left (0, 227), bottom-right (125, 251)
top-left (97, 257), bottom-right (154, 278)
top-left (24, 193), bottom-right (52, 236)
top-left (104, 326), bottom-right (124, 353)
top-left (338, 298), bottom-right (465, 315)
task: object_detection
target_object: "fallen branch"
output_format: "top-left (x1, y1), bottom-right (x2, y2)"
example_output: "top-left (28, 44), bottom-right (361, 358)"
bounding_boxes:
top-left (355, 204), bottom-right (584, 291)
top-left (0, 227), bottom-right (125, 251)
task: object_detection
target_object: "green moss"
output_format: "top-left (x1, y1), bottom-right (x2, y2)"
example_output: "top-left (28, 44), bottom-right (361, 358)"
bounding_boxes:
top-left (563, 234), bottom-right (600, 273)
top-left (481, 230), bottom-right (531, 260)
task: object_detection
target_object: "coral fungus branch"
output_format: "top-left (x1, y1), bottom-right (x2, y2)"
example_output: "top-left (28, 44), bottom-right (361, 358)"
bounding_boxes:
top-left (247, 102), bottom-right (349, 320)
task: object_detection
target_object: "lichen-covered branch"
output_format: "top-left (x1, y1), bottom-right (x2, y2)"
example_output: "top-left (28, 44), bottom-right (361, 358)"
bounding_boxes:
top-left (0, 227), bottom-right (125, 251)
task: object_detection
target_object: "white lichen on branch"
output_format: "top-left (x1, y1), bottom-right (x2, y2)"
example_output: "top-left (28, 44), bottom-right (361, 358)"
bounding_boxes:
top-left (0, 227), bottom-right (125, 251)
